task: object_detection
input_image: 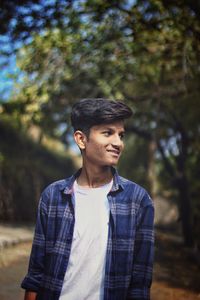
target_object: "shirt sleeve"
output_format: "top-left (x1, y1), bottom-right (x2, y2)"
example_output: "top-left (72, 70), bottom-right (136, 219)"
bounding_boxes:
top-left (21, 189), bottom-right (48, 292)
top-left (127, 192), bottom-right (154, 300)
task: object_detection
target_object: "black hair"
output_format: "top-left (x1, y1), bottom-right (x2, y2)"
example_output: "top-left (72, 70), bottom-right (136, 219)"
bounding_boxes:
top-left (71, 98), bottom-right (133, 134)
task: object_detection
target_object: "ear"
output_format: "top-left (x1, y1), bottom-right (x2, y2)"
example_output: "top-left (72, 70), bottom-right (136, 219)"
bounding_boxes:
top-left (73, 130), bottom-right (87, 150)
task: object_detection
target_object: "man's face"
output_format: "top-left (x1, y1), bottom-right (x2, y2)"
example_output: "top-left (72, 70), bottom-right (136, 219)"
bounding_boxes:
top-left (82, 121), bottom-right (125, 167)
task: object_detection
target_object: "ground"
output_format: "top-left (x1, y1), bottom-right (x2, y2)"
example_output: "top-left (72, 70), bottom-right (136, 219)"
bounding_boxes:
top-left (0, 229), bottom-right (200, 300)
top-left (152, 229), bottom-right (200, 300)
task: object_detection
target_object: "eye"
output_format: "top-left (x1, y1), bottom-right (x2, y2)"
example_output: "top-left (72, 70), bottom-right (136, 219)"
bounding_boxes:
top-left (119, 132), bottom-right (125, 140)
top-left (102, 131), bottom-right (111, 137)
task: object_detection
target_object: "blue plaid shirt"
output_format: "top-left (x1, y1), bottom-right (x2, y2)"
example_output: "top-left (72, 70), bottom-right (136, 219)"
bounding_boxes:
top-left (21, 168), bottom-right (154, 300)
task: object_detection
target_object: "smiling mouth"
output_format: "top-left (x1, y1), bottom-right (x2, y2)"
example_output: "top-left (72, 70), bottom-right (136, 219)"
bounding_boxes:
top-left (107, 150), bottom-right (120, 157)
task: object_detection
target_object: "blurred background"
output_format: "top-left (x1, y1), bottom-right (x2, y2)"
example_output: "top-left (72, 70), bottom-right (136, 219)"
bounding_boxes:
top-left (0, 0), bottom-right (200, 299)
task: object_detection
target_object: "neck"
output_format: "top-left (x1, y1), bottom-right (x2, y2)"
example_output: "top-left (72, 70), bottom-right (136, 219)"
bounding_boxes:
top-left (77, 163), bottom-right (113, 188)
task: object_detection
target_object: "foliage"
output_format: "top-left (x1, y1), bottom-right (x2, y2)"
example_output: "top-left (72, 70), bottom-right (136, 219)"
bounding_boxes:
top-left (118, 135), bottom-right (151, 191)
top-left (0, 117), bottom-right (75, 222)
top-left (1, 0), bottom-right (200, 246)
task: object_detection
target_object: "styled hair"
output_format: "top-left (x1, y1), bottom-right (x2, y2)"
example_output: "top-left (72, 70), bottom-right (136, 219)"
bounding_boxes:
top-left (71, 98), bottom-right (132, 133)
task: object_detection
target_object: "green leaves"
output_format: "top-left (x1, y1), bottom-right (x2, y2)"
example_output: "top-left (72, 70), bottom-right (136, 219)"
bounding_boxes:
top-left (1, 0), bottom-right (200, 244)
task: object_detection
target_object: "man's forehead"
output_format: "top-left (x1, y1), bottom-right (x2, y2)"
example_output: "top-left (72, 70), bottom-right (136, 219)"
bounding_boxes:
top-left (92, 121), bottom-right (125, 131)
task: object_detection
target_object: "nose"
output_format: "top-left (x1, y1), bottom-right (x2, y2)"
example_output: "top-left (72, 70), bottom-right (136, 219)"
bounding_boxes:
top-left (111, 134), bottom-right (123, 149)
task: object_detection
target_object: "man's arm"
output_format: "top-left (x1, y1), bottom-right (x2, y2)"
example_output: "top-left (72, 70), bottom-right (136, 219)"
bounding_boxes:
top-left (127, 193), bottom-right (154, 300)
top-left (24, 290), bottom-right (37, 300)
top-left (21, 190), bottom-right (48, 293)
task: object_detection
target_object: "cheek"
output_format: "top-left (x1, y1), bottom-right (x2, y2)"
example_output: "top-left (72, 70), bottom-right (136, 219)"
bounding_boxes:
top-left (95, 144), bottom-right (107, 155)
top-left (86, 141), bottom-right (105, 155)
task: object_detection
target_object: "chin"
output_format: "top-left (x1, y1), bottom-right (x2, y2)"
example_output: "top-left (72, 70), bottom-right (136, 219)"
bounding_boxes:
top-left (108, 160), bottom-right (119, 166)
top-left (101, 161), bottom-right (118, 167)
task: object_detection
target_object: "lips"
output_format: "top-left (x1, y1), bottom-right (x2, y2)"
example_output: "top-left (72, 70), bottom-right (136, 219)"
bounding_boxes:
top-left (107, 149), bottom-right (120, 157)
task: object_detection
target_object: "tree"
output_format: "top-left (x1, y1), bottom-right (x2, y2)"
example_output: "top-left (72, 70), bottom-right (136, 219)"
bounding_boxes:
top-left (1, 0), bottom-right (200, 247)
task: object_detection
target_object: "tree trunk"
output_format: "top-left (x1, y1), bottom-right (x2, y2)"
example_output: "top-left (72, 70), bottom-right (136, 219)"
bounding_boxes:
top-left (176, 125), bottom-right (194, 247)
top-left (147, 139), bottom-right (157, 197)
top-left (176, 174), bottom-right (194, 247)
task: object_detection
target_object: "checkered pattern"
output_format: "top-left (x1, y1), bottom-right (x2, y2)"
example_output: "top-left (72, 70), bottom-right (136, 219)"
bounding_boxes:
top-left (21, 168), bottom-right (154, 300)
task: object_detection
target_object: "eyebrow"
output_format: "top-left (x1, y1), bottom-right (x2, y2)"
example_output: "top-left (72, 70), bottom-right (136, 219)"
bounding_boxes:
top-left (102, 126), bottom-right (125, 133)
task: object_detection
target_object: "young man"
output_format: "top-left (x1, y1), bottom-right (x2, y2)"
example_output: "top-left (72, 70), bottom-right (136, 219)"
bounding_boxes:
top-left (22, 98), bottom-right (154, 300)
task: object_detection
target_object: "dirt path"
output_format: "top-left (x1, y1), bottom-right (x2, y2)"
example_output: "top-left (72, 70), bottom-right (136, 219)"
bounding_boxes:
top-left (0, 231), bottom-right (200, 300)
top-left (152, 229), bottom-right (200, 300)
top-left (0, 242), bottom-right (31, 300)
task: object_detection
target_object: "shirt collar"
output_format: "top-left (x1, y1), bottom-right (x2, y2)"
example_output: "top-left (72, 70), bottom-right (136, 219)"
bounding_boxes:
top-left (110, 167), bottom-right (124, 193)
top-left (60, 167), bottom-right (124, 195)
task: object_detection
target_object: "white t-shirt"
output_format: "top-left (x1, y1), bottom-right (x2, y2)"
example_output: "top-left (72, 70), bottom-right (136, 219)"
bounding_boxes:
top-left (59, 179), bottom-right (113, 300)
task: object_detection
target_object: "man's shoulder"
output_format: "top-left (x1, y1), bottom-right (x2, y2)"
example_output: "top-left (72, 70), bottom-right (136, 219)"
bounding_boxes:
top-left (49, 177), bottom-right (72, 188)
top-left (42, 175), bottom-right (74, 195)
top-left (118, 175), bottom-right (153, 207)
top-left (118, 174), bottom-right (144, 191)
